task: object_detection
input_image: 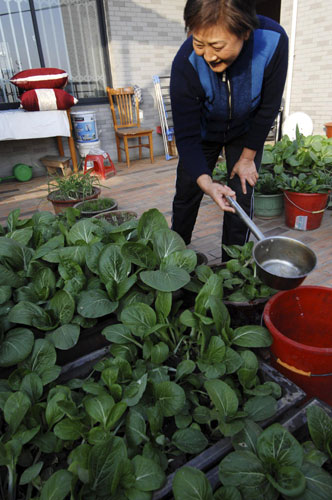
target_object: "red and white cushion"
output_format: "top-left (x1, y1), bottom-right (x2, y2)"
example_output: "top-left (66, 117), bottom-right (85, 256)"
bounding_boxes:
top-left (20, 89), bottom-right (78, 111)
top-left (10, 68), bottom-right (68, 90)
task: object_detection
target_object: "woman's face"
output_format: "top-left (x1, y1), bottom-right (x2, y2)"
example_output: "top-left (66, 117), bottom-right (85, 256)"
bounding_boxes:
top-left (192, 24), bottom-right (249, 73)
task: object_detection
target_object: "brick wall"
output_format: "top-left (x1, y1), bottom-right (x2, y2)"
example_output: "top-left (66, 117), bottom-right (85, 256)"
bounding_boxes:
top-left (102, 0), bottom-right (186, 160)
top-left (280, 0), bottom-right (332, 135)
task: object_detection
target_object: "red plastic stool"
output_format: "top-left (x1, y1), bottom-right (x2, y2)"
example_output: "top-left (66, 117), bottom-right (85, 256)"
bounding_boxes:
top-left (83, 152), bottom-right (116, 180)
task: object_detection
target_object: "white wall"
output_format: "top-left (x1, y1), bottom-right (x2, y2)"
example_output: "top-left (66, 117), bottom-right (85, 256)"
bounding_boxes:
top-left (280, 0), bottom-right (332, 135)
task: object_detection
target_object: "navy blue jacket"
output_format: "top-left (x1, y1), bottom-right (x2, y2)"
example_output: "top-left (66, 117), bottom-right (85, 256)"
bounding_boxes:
top-left (170, 15), bottom-right (289, 180)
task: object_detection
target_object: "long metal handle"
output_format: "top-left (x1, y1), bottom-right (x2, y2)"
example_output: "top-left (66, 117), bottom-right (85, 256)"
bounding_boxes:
top-left (226, 196), bottom-right (265, 241)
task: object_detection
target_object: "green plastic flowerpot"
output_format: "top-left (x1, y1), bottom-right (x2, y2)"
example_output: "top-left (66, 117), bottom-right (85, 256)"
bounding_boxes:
top-left (254, 192), bottom-right (284, 218)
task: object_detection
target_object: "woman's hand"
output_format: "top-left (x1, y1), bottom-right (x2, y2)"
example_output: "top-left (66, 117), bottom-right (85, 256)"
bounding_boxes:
top-left (197, 174), bottom-right (236, 212)
top-left (230, 148), bottom-right (258, 194)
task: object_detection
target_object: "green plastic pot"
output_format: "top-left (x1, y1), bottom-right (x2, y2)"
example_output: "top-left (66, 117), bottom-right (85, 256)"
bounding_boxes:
top-left (254, 192), bottom-right (284, 218)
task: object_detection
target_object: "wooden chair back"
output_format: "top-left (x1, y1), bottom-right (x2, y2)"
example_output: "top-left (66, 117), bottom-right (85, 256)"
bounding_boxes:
top-left (106, 86), bottom-right (140, 130)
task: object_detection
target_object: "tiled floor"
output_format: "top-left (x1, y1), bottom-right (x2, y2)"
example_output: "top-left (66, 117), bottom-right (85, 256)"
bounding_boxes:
top-left (1, 154), bottom-right (331, 287)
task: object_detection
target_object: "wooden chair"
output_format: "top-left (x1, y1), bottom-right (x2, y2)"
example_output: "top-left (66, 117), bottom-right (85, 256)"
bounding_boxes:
top-left (106, 86), bottom-right (154, 167)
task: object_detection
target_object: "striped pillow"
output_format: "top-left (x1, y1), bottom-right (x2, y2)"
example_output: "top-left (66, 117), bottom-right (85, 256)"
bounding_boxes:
top-left (20, 89), bottom-right (78, 111)
top-left (10, 68), bottom-right (68, 91)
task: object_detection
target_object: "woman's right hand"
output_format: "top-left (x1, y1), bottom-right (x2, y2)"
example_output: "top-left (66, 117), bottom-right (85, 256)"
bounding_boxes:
top-left (197, 174), bottom-right (236, 212)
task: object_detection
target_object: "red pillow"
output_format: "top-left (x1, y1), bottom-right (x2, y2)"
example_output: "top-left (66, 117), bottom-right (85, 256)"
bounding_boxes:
top-left (20, 89), bottom-right (78, 111)
top-left (10, 68), bottom-right (68, 90)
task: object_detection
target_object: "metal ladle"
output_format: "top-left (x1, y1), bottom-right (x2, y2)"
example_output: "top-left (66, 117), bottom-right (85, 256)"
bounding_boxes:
top-left (226, 196), bottom-right (317, 290)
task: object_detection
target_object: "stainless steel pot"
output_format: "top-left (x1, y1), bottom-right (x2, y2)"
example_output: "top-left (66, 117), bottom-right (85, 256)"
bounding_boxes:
top-left (226, 196), bottom-right (317, 290)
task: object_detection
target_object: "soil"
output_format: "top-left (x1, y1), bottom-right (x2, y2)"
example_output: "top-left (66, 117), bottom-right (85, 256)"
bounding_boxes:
top-left (95, 210), bottom-right (138, 225)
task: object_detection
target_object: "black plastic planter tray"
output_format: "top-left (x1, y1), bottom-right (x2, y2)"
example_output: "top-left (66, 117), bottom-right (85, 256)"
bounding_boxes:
top-left (205, 397), bottom-right (332, 493)
top-left (152, 360), bottom-right (306, 500)
top-left (53, 314), bottom-right (117, 366)
top-left (58, 346), bottom-right (110, 383)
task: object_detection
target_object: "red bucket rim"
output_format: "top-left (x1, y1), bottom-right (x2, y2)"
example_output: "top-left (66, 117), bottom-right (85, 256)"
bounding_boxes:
top-left (263, 286), bottom-right (332, 355)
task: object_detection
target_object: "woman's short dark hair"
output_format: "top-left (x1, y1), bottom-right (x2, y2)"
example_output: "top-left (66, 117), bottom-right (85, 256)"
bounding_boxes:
top-left (184, 0), bottom-right (259, 37)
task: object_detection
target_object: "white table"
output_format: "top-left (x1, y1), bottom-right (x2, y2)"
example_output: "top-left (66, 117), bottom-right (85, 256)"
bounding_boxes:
top-left (0, 108), bottom-right (78, 172)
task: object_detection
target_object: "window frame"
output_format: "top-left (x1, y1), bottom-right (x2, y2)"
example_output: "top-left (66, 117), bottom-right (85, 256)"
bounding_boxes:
top-left (0, 0), bottom-right (112, 110)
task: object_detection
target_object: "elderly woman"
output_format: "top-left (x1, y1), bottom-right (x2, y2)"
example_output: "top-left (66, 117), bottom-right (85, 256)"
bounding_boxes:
top-left (170, 0), bottom-right (288, 261)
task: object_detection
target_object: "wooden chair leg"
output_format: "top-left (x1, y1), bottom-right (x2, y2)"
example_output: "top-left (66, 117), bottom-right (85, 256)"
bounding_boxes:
top-left (115, 134), bottom-right (122, 162)
top-left (138, 137), bottom-right (142, 159)
top-left (124, 137), bottom-right (130, 167)
top-left (149, 133), bottom-right (154, 163)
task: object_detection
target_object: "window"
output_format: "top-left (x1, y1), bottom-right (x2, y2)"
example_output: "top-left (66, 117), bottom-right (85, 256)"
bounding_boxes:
top-left (0, 0), bottom-right (111, 108)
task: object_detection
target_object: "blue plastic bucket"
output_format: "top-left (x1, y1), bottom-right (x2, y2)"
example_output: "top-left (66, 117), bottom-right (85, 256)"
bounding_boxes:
top-left (71, 111), bottom-right (98, 143)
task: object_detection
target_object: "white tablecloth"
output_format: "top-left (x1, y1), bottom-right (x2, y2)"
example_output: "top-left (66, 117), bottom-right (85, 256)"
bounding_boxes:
top-left (0, 109), bottom-right (70, 141)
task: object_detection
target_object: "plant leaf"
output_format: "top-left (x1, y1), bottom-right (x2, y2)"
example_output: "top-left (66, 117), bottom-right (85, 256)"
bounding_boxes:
top-left (4, 391), bottom-right (31, 433)
top-left (98, 244), bottom-right (131, 283)
top-left (0, 285), bottom-right (11, 304)
top-left (154, 381), bottom-right (186, 417)
top-left (244, 396), bottom-right (277, 422)
top-left (218, 450), bottom-right (265, 487)
top-left (48, 289), bottom-right (75, 324)
top-left (122, 241), bottom-right (157, 268)
top-left (121, 303), bottom-right (156, 338)
top-left (137, 208), bottom-right (169, 240)
top-left (40, 470), bottom-right (73, 500)
top-left (68, 218), bottom-right (100, 244)
top-left (266, 465), bottom-right (306, 497)
top-left (77, 289), bottom-right (118, 318)
top-left (257, 423), bottom-right (303, 467)
top-left (0, 327), bottom-right (34, 367)
top-left (48, 324), bottom-right (80, 350)
top-left (140, 267), bottom-right (190, 292)
top-left (162, 249), bottom-right (197, 273)
top-left (205, 379), bottom-right (238, 418)
top-left (132, 455), bottom-right (166, 492)
top-left (126, 410), bottom-right (148, 447)
top-left (231, 325), bottom-right (272, 347)
top-left (89, 436), bottom-right (127, 494)
top-left (20, 372), bottom-right (43, 403)
top-left (19, 461), bottom-right (43, 485)
top-left (173, 466), bottom-right (213, 500)
top-left (85, 394), bottom-right (115, 428)
top-left (172, 428), bottom-right (208, 454)
top-left (306, 404), bottom-right (332, 456)
top-left (300, 462), bottom-right (332, 499)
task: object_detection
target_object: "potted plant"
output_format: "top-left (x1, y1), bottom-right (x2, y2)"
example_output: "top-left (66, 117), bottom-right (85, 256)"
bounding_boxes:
top-left (254, 166), bottom-right (284, 218)
top-left (94, 209), bottom-right (138, 225)
top-left (47, 172), bottom-right (101, 214)
top-left (73, 196), bottom-right (118, 217)
top-left (263, 128), bottom-right (332, 230)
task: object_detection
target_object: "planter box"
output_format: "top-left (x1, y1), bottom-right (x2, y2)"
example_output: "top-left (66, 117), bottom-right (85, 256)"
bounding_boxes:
top-left (152, 360), bottom-right (306, 499)
top-left (55, 313), bottom-right (117, 366)
top-left (58, 346), bottom-right (110, 383)
top-left (205, 397), bottom-right (332, 493)
top-left (0, 313), bottom-right (116, 379)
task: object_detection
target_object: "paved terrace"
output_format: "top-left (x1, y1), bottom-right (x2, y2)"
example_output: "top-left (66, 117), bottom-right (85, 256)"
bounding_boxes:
top-left (0, 154), bottom-right (331, 287)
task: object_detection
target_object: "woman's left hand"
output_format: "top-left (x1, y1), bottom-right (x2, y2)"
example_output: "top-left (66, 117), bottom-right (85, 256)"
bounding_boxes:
top-left (230, 157), bottom-right (258, 194)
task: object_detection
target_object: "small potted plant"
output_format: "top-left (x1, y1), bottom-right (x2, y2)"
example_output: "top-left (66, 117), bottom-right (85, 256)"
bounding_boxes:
top-left (74, 197), bottom-right (118, 217)
top-left (93, 209), bottom-right (138, 226)
top-left (47, 172), bottom-right (101, 214)
top-left (213, 158), bottom-right (284, 218)
top-left (254, 166), bottom-right (284, 218)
